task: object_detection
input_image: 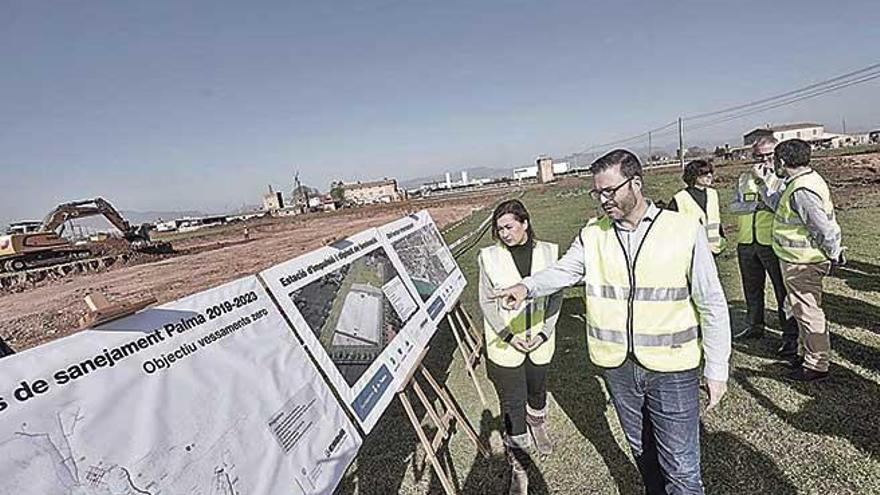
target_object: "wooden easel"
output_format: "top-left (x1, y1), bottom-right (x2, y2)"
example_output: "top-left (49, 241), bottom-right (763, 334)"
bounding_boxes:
top-left (445, 301), bottom-right (487, 406)
top-left (397, 348), bottom-right (490, 495)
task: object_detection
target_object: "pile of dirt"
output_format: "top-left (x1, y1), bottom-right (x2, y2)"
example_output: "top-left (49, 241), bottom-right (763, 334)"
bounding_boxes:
top-left (814, 152), bottom-right (880, 209)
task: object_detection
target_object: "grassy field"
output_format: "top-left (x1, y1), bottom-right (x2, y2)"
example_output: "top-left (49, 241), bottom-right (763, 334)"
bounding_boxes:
top-left (337, 161), bottom-right (880, 494)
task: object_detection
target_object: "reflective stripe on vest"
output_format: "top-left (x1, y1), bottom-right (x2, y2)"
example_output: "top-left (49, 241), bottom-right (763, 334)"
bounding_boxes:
top-left (771, 170), bottom-right (840, 264)
top-left (581, 210), bottom-right (702, 372)
top-left (673, 188), bottom-right (726, 254)
top-left (480, 241), bottom-right (559, 367)
top-left (735, 172), bottom-right (775, 245)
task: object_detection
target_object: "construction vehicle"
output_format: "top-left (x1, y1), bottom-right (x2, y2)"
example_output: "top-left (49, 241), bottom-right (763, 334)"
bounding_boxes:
top-left (0, 198), bottom-right (172, 273)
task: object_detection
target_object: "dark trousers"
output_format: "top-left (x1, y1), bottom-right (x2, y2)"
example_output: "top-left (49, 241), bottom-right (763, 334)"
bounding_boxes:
top-left (737, 243), bottom-right (798, 341)
top-left (488, 359), bottom-right (548, 436)
top-left (604, 359), bottom-right (703, 495)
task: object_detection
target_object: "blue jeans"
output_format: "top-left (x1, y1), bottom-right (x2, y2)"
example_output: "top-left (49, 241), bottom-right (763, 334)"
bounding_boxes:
top-left (603, 359), bottom-right (703, 495)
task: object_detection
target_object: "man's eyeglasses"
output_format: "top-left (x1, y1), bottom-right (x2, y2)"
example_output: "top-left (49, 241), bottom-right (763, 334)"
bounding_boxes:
top-left (752, 152), bottom-right (773, 161)
top-left (589, 176), bottom-right (635, 201)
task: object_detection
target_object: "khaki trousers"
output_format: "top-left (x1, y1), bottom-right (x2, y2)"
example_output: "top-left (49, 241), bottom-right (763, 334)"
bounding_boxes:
top-left (781, 260), bottom-right (832, 372)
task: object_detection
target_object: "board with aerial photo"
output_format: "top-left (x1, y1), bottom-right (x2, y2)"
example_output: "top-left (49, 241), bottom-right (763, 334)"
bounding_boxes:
top-left (260, 228), bottom-right (432, 433)
top-left (380, 210), bottom-right (467, 322)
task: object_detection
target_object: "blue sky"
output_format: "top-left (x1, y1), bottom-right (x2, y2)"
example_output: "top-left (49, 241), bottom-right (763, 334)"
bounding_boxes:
top-left (1, 0), bottom-right (878, 224)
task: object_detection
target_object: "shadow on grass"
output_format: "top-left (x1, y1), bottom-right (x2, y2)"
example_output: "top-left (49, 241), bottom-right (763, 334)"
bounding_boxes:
top-left (548, 296), bottom-right (643, 494)
top-left (834, 259), bottom-right (880, 293)
top-left (459, 409), bottom-right (550, 494)
top-left (701, 428), bottom-right (798, 495)
top-left (832, 332), bottom-right (880, 374)
top-left (733, 365), bottom-right (880, 459)
top-left (336, 316), bottom-right (468, 494)
top-left (824, 292), bottom-right (880, 333)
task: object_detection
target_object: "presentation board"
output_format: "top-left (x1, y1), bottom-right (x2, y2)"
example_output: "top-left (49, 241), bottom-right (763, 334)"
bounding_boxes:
top-left (380, 210), bottom-right (467, 321)
top-left (260, 229), bottom-right (434, 433)
top-left (0, 277), bottom-right (360, 495)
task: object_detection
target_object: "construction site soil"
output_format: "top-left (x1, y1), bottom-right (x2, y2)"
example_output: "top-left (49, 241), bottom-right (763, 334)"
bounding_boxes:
top-left (0, 192), bottom-right (505, 351)
top-left (2, 151), bottom-right (877, 353)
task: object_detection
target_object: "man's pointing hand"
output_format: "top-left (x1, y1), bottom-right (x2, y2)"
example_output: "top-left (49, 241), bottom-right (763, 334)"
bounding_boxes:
top-left (489, 283), bottom-right (529, 311)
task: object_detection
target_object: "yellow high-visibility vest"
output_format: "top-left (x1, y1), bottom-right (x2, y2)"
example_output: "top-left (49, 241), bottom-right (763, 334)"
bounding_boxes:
top-left (734, 173), bottom-right (776, 246)
top-left (580, 211), bottom-right (702, 372)
top-left (772, 170), bottom-right (840, 264)
top-left (673, 187), bottom-right (727, 254)
top-left (480, 240), bottom-right (558, 367)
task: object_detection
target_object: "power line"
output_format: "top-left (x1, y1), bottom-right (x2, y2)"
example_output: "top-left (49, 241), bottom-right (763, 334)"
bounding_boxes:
top-left (685, 69), bottom-right (880, 133)
top-left (683, 62), bottom-right (880, 122)
top-left (572, 61), bottom-right (880, 156)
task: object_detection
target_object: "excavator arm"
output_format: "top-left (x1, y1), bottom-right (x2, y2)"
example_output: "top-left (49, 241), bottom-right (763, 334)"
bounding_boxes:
top-left (39, 198), bottom-right (146, 241)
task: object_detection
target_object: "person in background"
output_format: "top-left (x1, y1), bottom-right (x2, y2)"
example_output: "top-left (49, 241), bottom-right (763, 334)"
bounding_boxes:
top-left (492, 150), bottom-right (731, 495)
top-left (478, 199), bottom-right (562, 495)
top-left (668, 160), bottom-right (728, 256)
top-left (755, 139), bottom-right (845, 381)
top-left (729, 137), bottom-right (799, 355)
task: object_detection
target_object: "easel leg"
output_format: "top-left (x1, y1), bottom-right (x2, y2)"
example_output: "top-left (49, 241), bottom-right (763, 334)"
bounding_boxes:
top-left (398, 391), bottom-right (457, 495)
top-left (446, 312), bottom-right (488, 406)
top-left (420, 365), bottom-right (491, 458)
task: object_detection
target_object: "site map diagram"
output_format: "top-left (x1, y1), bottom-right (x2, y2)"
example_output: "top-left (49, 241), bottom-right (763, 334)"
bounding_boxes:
top-left (0, 401), bottom-right (249, 495)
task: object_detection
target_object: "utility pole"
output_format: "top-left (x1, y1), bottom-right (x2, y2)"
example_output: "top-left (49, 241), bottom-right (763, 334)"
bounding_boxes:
top-left (678, 117), bottom-right (685, 168)
top-left (842, 116), bottom-right (847, 134)
top-left (648, 131), bottom-right (653, 167)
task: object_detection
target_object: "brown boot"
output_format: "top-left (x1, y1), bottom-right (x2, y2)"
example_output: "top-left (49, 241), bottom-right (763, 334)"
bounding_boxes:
top-left (526, 405), bottom-right (553, 456)
top-left (504, 433), bottom-right (531, 495)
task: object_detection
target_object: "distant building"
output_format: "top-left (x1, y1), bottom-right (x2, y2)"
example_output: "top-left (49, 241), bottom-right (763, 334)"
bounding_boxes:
top-left (262, 185), bottom-right (284, 211)
top-left (5, 221), bottom-right (41, 235)
top-left (743, 123), bottom-right (824, 146)
top-left (342, 178), bottom-right (403, 205)
top-left (536, 156), bottom-right (555, 183)
top-left (513, 160), bottom-right (569, 180)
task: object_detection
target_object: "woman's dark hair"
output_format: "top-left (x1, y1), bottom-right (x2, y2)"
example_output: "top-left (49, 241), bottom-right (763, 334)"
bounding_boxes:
top-left (682, 160), bottom-right (714, 187)
top-left (491, 199), bottom-right (534, 244)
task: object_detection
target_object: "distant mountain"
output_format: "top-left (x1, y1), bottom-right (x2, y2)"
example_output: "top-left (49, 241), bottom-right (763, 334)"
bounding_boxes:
top-left (121, 210), bottom-right (208, 224)
top-left (399, 166), bottom-right (513, 189)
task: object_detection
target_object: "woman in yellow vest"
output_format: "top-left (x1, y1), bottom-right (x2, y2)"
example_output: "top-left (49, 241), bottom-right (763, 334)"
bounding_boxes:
top-left (478, 199), bottom-right (561, 495)
top-left (669, 160), bottom-right (728, 255)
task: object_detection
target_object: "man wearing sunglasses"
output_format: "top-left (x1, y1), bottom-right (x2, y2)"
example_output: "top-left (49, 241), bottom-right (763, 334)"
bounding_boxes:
top-left (729, 137), bottom-right (799, 356)
top-left (492, 149), bottom-right (731, 495)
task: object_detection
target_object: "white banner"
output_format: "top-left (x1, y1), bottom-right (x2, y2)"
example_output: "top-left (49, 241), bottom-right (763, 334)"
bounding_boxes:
top-left (0, 276), bottom-right (360, 495)
top-left (380, 210), bottom-right (467, 322)
top-left (260, 229), bottom-right (434, 433)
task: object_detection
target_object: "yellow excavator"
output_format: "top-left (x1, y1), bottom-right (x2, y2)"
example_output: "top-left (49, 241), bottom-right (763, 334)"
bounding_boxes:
top-left (0, 198), bottom-right (171, 272)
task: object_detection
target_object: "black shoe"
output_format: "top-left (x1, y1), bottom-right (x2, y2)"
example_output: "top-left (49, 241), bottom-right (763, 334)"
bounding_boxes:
top-left (733, 327), bottom-right (765, 340)
top-left (784, 356), bottom-right (804, 369)
top-left (786, 367), bottom-right (829, 382)
top-left (777, 341), bottom-right (798, 358)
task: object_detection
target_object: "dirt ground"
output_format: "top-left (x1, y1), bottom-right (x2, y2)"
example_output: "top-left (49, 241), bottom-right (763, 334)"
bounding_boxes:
top-left (0, 192), bottom-right (504, 351)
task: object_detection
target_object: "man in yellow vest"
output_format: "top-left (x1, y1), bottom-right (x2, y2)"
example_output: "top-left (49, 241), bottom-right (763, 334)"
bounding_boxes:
top-left (730, 137), bottom-right (799, 356)
top-left (668, 160), bottom-right (727, 255)
top-left (754, 139), bottom-right (845, 381)
top-left (493, 149), bottom-right (731, 495)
